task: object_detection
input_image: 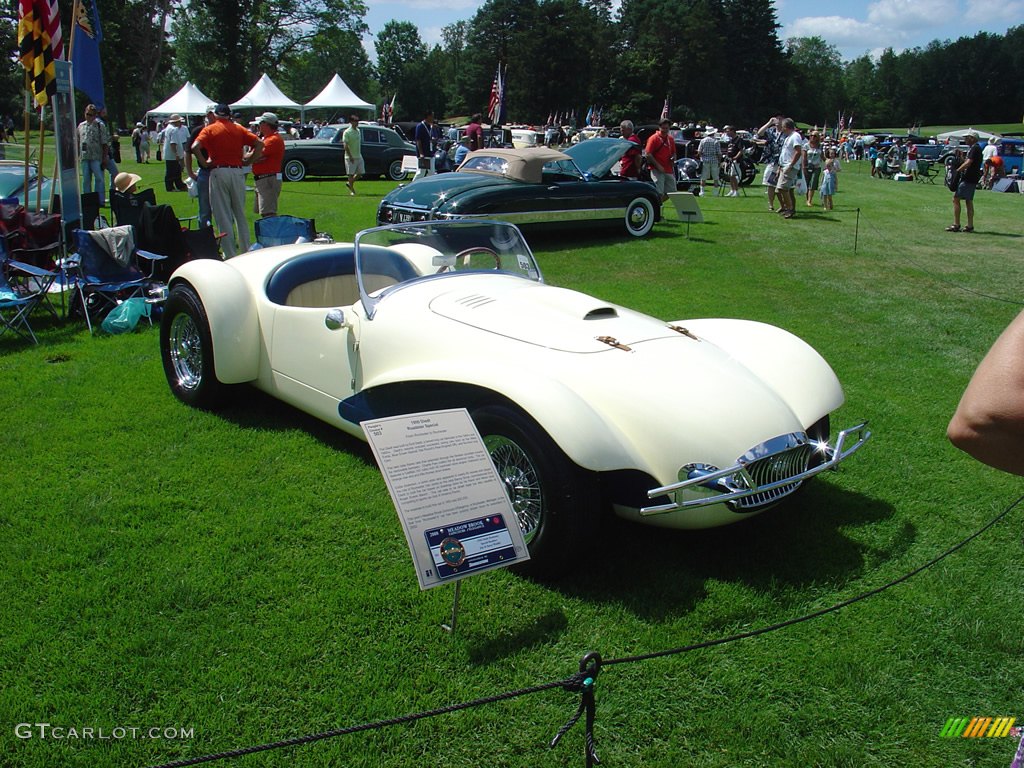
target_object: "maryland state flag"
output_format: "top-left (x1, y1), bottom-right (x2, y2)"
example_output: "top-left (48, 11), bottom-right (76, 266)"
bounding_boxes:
top-left (17, 0), bottom-right (60, 107)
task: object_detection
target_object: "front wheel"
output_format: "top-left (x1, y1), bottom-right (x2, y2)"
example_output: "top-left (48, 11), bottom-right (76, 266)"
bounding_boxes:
top-left (387, 159), bottom-right (409, 182)
top-left (472, 405), bottom-right (599, 578)
top-left (160, 284), bottom-right (227, 409)
top-left (624, 196), bottom-right (656, 237)
top-left (283, 159), bottom-right (306, 182)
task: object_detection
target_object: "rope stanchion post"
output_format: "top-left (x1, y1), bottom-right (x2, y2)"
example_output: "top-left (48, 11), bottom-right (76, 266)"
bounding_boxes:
top-left (550, 651), bottom-right (602, 767)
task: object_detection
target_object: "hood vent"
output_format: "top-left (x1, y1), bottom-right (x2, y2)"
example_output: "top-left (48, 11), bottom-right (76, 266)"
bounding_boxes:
top-left (455, 293), bottom-right (497, 309)
top-left (584, 307), bottom-right (619, 320)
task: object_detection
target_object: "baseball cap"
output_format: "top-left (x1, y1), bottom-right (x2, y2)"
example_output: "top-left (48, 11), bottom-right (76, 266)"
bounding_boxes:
top-left (214, 104), bottom-right (232, 118)
top-left (256, 112), bottom-right (279, 126)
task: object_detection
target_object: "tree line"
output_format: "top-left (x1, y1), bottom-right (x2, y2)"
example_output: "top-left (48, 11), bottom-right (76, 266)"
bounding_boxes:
top-left (3, 0), bottom-right (1022, 132)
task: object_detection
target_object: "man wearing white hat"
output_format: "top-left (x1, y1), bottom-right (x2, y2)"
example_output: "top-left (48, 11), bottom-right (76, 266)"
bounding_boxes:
top-left (162, 114), bottom-right (189, 192)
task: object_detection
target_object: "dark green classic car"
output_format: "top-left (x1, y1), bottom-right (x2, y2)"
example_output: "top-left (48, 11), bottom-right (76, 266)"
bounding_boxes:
top-left (282, 123), bottom-right (416, 182)
top-left (376, 138), bottom-right (663, 238)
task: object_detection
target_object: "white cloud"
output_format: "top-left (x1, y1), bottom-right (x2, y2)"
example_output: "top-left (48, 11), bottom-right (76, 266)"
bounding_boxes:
top-left (366, 0), bottom-right (480, 10)
top-left (866, 0), bottom-right (959, 29)
top-left (785, 15), bottom-right (888, 47)
top-left (965, 0), bottom-right (1024, 24)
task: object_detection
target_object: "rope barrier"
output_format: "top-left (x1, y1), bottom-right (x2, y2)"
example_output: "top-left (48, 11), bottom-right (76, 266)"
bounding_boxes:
top-left (144, 493), bottom-right (1023, 768)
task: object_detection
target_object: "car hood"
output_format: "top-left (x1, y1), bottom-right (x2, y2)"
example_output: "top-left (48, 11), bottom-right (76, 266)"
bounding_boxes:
top-left (382, 173), bottom-right (520, 208)
top-left (427, 279), bottom-right (676, 352)
top-left (564, 137), bottom-right (633, 177)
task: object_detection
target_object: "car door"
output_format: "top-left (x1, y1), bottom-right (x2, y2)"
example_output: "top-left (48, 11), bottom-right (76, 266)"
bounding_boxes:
top-left (270, 302), bottom-right (361, 426)
top-left (359, 127), bottom-right (385, 176)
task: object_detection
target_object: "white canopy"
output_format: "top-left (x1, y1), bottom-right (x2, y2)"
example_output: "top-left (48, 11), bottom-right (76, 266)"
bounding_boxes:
top-left (935, 127), bottom-right (1001, 142)
top-left (303, 74), bottom-right (374, 111)
top-left (230, 73), bottom-right (302, 111)
top-left (148, 82), bottom-right (217, 116)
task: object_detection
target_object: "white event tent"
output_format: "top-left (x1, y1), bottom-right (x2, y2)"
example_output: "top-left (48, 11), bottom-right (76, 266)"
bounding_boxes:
top-left (230, 73), bottom-right (302, 112)
top-left (303, 74), bottom-right (374, 113)
top-left (148, 81), bottom-right (217, 116)
top-left (935, 127), bottom-right (1001, 142)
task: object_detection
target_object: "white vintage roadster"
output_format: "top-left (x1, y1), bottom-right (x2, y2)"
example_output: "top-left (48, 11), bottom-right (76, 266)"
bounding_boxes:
top-left (160, 221), bottom-right (869, 576)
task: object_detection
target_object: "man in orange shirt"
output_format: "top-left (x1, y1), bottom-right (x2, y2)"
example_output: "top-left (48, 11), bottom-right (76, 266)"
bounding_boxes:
top-left (252, 112), bottom-right (284, 217)
top-left (192, 104), bottom-right (263, 258)
top-left (644, 118), bottom-right (676, 203)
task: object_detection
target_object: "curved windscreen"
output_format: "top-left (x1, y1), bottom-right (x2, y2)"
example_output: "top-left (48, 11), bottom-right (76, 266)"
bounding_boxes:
top-left (353, 220), bottom-right (544, 318)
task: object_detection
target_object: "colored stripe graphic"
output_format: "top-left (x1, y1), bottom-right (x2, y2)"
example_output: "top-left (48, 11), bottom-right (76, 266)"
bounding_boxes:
top-left (941, 717), bottom-right (969, 738)
top-left (989, 718), bottom-right (1016, 738)
top-left (941, 717), bottom-right (1017, 738)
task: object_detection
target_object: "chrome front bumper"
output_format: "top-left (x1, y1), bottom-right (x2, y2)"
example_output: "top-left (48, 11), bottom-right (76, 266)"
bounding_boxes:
top-left (639, 422), bottom-right (871, 517)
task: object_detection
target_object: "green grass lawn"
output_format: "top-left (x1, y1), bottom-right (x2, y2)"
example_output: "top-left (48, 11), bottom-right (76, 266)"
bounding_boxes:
top-left (2, 159), bottom-right (1024, 768)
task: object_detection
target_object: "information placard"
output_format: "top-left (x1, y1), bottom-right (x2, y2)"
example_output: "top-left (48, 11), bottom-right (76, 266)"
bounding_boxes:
top-left (362, 409), bottom-right (530, 589)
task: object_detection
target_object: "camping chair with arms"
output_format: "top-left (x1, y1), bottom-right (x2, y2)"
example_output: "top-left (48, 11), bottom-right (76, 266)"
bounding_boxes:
top-left (254, 215), bottom-right (317, 248)
top-left (0, 238), bottom-right (57, 344)
top-left (68, 227), bottom-right (166, 333)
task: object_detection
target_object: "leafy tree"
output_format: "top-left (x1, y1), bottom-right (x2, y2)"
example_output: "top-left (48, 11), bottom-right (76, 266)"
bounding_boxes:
top-left (281, 26), bottom-right (373, 106)
top-left (171, 0), bottom-right (368, 104)
top-left (784, 36), bottom-right (845, 127)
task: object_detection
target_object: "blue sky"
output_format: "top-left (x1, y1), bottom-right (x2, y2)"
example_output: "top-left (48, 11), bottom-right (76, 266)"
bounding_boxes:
top-left (362, 0), bottom-right (1023, 62)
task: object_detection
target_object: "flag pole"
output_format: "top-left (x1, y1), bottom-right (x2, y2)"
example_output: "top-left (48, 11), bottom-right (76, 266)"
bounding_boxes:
top-left (35, 105), bottom-right (46, 212)
top-left (23, 71), bottom-right (33, 201)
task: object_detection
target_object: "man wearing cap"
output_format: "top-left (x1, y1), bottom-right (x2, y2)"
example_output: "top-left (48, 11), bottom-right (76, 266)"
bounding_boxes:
top-left (162, 114), bottom-right (189, 192)
top-left (186, 105), bottom-right (216, 227)
top-left (192, 104), bottom-right (264, 258)
top-left (131, 122), bottom-right (144, 163)
top-left (644, 118), bottom-right (677, 204)
top-left (252, 112), bottom-right (284, 216)
top-left (341, 114), bottom-right (363, 196)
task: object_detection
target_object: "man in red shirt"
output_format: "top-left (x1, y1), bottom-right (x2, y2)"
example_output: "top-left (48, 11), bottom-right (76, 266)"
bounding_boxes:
top-left (644, 118), bottom-right (676, 203)
top-left (192, 104), bottom-right (263, 258)
top-left (618, 119), bottom-right (643, 179)
top-left (252, 112), bottom-right (284, 218)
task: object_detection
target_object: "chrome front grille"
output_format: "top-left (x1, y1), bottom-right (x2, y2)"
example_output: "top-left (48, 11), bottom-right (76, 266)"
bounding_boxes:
top-left (731, 443), bottom-right (812, 509)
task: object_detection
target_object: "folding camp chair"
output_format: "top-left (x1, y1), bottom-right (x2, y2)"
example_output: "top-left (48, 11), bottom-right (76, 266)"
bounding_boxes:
top-left (110, 188), bottom-right (157, 229)
top-left (0, 238), bottom-right (57, 344)
top-left (135, 204), bottom-right (221, 280)
top-left (68, 227), bottom-right (165, 333)
top-left (254, 215), bottom-right (317, 248)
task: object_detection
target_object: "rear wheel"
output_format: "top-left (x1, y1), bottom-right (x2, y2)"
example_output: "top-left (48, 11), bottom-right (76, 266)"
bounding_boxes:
top-left (387, 159), bottom-right (408, 182)
top-left (160, 284), bottom-right (227, 409)
top-left (471, 405), bottom-right (599, 578)
top-left (283, 159), bottom-right (306, 182)
top-left (624, 196), bottom-right (655, 237)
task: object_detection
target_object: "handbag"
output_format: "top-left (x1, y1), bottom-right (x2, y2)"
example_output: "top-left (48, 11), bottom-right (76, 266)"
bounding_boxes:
top-left (795, 174), bottom-right (808, 195)
top-left (945, 164), bottom-right (962, 192)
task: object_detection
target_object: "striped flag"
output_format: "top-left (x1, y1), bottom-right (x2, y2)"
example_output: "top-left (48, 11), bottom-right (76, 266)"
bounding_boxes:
top-left (660, 95), bottom-right (670, 121)
top-left (18, 0), bottom-right (59, 107)
top-left (487, 64), bottom-right (505, 124)
top-left (45, 0), bottom-right (63, 59)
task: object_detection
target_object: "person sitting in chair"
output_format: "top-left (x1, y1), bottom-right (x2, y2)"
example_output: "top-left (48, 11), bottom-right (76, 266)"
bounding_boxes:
top-left (114, 172), bottom-right (142, 195)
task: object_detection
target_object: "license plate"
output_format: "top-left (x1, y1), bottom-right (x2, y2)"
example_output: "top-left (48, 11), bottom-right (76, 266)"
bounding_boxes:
top-left (394, 210), bottom-right (417, 223)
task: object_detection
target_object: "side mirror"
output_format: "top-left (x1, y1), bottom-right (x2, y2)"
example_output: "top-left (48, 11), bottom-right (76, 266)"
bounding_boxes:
top-left (432, 254), bottom-right (455, 269)
top-left (325, 308), bottom-right (349, 330)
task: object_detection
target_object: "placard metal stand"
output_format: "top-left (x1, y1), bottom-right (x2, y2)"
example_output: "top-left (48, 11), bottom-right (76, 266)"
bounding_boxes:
top-left (668, 192), bottom-right (703, 238)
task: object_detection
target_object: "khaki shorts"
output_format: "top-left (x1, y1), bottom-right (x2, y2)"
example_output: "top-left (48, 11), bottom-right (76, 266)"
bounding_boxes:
top-left (775, 165), bottom-right (798, 191)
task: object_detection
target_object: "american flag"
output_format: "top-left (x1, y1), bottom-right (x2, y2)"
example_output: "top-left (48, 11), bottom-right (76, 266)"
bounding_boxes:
top-left (660, 96), bottom-right (670, 121)
top-left (487, 64), bottom-right (505, 124)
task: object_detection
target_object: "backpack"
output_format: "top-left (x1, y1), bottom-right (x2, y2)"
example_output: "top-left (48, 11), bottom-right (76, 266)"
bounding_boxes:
top-left (944, 163), bottom-right (962, 192)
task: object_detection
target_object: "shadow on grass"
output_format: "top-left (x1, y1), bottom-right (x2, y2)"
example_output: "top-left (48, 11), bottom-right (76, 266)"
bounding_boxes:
top-left (215, 386), bottom-right (379, 468)
top-left (553, 482), bottom-right (898, 622)
top-left (464, 609), bottom-right (569, 665)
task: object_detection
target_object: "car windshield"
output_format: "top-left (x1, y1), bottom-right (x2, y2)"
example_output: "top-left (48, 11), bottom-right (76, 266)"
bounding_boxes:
top-left (354, 220), bottom-right (543, 319)
top-left (315, 126), bottom-right (339, 140)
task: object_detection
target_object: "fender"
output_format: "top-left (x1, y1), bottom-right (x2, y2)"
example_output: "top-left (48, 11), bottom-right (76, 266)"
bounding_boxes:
top-left (169, 260), bottom-right (260, 384)
top-left (678, 318), bottom-right (845, 427)
top-left (361, 360), bottom-right (642, 473)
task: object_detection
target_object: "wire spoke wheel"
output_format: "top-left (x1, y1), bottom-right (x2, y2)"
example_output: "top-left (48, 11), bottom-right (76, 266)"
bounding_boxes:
top-left (485, 435), bottom-right (544, 544)
top-left (168, 312), bottom-right (203, 392)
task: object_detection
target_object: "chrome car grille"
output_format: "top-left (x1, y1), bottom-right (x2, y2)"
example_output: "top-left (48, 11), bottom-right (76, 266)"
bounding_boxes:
top-left (730, 443), bottom-right (811, 509)
top-left (639, 423), bottom-right (872, 517)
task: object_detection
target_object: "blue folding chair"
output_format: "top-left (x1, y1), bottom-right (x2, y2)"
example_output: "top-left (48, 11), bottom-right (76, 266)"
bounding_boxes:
top-left (253, 215), bottom-right (317, 248)
top-left (68, 228), bottom-right (165, 334)
top-left (0, 238), bottom-right (57, 344)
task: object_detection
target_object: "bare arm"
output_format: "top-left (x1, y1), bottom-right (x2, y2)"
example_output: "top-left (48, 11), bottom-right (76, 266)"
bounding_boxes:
top-left (948, 309), bottom-right (1024, 475)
